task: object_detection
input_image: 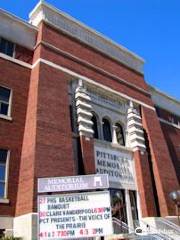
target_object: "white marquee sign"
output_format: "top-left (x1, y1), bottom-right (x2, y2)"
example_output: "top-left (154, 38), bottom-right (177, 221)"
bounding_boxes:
top-left (38, 191), bottom-right (113, 239)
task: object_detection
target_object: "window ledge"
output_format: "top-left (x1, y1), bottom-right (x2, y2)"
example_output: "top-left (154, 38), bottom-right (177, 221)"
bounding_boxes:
top-left (0, 198), bottom-right (10, 204)
top-left (0, 114), bottom-right (12, 121)
top-left (94, 139), bottom-right (133, 153)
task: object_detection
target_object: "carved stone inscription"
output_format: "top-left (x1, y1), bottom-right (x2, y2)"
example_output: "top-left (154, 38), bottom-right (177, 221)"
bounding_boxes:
top-left (94, 145), bottom-right (136, 190)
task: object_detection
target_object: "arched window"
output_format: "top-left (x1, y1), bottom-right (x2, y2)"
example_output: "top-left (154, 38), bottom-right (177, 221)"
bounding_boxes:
top-left (102, 118), bottom-right (112, 142)
top-left (91, 114), bottom-right (99, 139)
top-left (115, 123), bottom-right (125, 146)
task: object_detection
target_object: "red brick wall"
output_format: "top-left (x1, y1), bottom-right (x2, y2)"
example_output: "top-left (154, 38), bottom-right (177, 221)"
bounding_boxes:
top-left (1, 19), bottom-right (179, 220)
top-left (41, 23), bottom-right (148, 91)
top-left (39, 44), bottom-right (152, 106)
top-left (156, 106), bottom-right (180, 125)
top-left (15, 61), bottom-right (75, 215)
top-left (35, 63), bottom-right (75, 178)
top-left (80, 136), bottom-right (95, 174)
top-left (0, 58), bottom-right (31, 216)
top-left (133, 150), bottom-right (157, 217)
top-left (160, 122), bottom-right (180, 183)
top-left (37, 22), bottom-right (179, 217)
top-left (15, 45), bottom-right (33, 64)
top-left (15, 62), bottom-right (39, 216)
top-left (33, 23), bottom-right (153, 107)
top-left (141, 107), bottom-right (179, 216)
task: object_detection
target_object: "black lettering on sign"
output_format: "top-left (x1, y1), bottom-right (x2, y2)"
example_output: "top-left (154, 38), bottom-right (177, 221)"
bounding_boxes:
top-left (56, 224), bottom-right (65, 229)
top-left (88, 214), bottom-right (103, 220)
top-left (47, 198), bottom-right (57, 203)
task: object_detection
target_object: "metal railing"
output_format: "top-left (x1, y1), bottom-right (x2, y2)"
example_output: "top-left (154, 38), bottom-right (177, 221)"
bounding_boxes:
top-left (139, 219), bottom-right (175, 240)
top-left (160, 218), bottom-right (180, 234)
top-left (112, 218), bottom-right (165, 240)
top-left (112, 217), bottom-right (180, 239)
top-left (112, 217), bottom-right (133, 234)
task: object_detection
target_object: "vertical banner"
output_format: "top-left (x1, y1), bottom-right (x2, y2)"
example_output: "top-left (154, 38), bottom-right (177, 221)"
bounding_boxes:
top-left (38, 191), bottom-right (113, 239)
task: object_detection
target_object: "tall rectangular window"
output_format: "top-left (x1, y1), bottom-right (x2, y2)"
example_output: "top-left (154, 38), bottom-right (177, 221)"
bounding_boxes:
top-left (0, 38), bottom-right (14, 57)
top-left (0, 149), bottom-right (9, 198)
top-left (0, 86), bottom-right (11, 116)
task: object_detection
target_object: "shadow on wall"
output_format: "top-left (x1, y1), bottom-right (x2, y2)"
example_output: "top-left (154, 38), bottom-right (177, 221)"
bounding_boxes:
top-left (160, 122), bottom-right (180, 184)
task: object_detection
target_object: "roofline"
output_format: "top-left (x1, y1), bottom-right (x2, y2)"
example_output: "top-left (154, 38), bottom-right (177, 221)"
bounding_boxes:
top-left (29, 0), bottom-right (145, 64)
top-left (0, 8), bottom-right (37, 31)
top-left (149, 85), bottom-right (180, 105)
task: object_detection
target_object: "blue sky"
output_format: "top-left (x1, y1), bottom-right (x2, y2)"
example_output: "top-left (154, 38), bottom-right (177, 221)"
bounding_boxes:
top-left (0, 0), bottom-right (180, 100)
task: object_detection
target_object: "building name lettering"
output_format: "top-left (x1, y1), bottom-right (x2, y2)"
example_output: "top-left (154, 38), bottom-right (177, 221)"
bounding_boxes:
top-left (95, 146), bottom-right (136, 189)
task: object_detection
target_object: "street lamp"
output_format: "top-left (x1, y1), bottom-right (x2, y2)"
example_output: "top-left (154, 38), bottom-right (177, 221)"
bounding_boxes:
top-left (169, 190), bottom-right (180, 226)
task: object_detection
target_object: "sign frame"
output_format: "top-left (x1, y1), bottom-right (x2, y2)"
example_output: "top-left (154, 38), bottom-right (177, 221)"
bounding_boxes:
top-left (38, 174), bottom-right (109, 193)
top-left (37, 191), bottom-right (113, 239)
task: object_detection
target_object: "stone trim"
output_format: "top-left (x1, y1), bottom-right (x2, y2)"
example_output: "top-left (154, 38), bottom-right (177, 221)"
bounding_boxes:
top-left (0, 8), bottom-right (37, 50)
top-left (0, 198), bottom-right (10, 204)
top-left (127, 102), bottom-right (146, 151)
top-left (32, 58), bottom-right (156, 111)
top-left (149, 85), bottom-right (180, 117)
top-left (159, 118), bottom-right (180, 130)
top-left (0, 53), bottom-right (32, 69)
top-left (29, 1), bottom-right (144, 73)
top-left (75, 80), bottom-right (94, 137)
top-left (37, 40), bottom-right (150, 97)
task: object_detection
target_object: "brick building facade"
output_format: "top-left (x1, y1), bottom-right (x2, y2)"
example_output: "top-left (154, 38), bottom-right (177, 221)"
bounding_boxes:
top-left (0, 1), bottom-right (179, 239)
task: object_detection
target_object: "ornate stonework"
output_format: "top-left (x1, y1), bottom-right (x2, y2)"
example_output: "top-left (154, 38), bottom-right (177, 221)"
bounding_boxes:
top-left (75, 80), bottom-right (94, 137)
top-left (127, 102), bottom-right (146, 151)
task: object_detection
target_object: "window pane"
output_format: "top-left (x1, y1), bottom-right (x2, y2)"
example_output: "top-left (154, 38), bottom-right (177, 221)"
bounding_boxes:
top-left (0, 38), bottom-right (14, 57)
top-left (0, 38), bottom-right (6, 53)
top-left (0, 103), bottom-right (8, 115)
top-left (69, 105), bottom-right (75, 132)
top-left (110, 189), bottom-right (127, 224)
top-left (0, 182), bottom-right (5, 198)
top-left (116, 123), bottom-right (125, 146)
top-left (6, 41), bottom-right (14, 56)
top-left (0, 165), bottom-right (5, 180)
top-left (0, 149), bottom-right (7, 163)
top-left (92, 114), bottom-right (99, 139)
top-left (0, 86), bottom-right (10, 102)
top-left (103, 118), bottom-right (112, 142)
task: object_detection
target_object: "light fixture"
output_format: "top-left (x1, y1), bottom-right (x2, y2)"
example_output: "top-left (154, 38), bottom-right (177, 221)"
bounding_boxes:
top-left (169, 190), bottom-right (180, 226)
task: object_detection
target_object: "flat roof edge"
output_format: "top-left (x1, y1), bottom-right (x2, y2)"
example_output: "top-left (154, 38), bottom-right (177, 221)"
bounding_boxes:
top-left (29, 1), bottom-right (144, 73)
top-left (0, 8), bottom-right (37, 31)
top-left (149, 85), bottom-right (180, 105)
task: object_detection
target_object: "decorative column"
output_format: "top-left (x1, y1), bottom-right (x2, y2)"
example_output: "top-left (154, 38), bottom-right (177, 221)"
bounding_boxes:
top-left (112, 125), bottom-right (118, 144)
top-left (75, 80), bottom-right (95, 174)
top-left (127, 101), bottom-right (146, 151)
top-left (75, 80), bottom-right (94, 138)
top-left (127, 101), bottom-right (157, 217)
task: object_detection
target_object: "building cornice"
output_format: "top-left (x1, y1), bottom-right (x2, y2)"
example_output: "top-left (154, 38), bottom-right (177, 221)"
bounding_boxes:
top-left (0, 8), bottom-right (37, 31)
top-left (149, 85), bottom-right (180, 105)
top-left (0, 8), bottom-right (37, 50)
top-left (29, 1), bottom-right (144, 74)
top-left (149, 85), bottom-right (180, 117)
